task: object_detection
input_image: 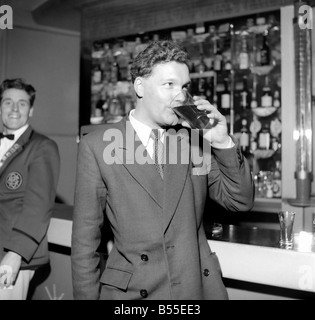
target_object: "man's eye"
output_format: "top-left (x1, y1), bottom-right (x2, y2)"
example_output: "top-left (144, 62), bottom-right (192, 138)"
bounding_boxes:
top-left (165, 82), bottom-right (173, 87)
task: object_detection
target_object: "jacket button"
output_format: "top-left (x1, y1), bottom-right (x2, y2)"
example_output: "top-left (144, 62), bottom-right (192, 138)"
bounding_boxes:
top-left (140, 289), bottom-right (148, 298)
top-left (203, 269), bottom-right (210, 277)
top-left (141, 254), bottom-right (148, 261)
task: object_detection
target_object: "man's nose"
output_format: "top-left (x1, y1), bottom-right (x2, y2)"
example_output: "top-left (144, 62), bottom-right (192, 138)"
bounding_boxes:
top-left (11, 102), bottom-right (19, 111)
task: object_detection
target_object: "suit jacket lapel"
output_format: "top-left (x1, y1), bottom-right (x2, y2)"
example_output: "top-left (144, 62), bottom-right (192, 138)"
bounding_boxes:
top-left (162, 128), bottom-right (190, 233)
top-left (0, 127), bottom-right (33, 176)
top-left (113, 119), bottom-right (164, 208)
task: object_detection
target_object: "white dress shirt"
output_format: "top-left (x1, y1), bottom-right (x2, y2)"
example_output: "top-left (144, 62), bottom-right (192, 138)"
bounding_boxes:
top-left (0, 124), bottom-right (29, 160)
top-left (129, 110), bottom-right (164, 159)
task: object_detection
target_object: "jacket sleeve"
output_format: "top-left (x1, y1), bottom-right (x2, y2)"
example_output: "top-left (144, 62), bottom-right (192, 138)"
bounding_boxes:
top-left (4, 139), bottom-right (60, 261)
top-left (71, 136), bottom-right (107, 300)
top-left (208, 141), bottom-right (255, 212)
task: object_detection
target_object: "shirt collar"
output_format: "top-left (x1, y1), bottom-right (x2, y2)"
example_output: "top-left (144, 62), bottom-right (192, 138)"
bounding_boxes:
top-left (5, 124), bottom-right (29, 143)
top-left (129, 110), bottom-right (164, 147)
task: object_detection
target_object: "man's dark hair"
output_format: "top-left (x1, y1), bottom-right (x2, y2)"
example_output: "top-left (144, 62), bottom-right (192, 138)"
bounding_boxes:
top-left (0, 78), bottom-right (36, 107)
top-left (130, 40), bottom-right (190, 83)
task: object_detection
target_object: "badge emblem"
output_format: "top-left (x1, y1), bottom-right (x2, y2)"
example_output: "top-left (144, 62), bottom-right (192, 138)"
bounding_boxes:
top-left (6, 172), bottom-right (23, 190)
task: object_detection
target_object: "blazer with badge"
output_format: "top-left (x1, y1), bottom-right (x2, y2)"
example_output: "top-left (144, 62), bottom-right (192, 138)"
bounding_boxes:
top-left (0, 126), bottom-right (60, 269)
top-left (71, 117), bottom-right (254, 300)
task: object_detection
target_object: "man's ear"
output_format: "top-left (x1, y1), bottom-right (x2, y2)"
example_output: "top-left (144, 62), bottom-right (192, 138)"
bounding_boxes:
top-left (133, 77), bottom-right (144, 98)
top-left (29, 107), bottom-right (34, 117)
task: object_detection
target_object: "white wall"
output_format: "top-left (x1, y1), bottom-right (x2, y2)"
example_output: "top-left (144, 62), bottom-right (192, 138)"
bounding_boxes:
top-left (0, 9), bottom-right (80, 204)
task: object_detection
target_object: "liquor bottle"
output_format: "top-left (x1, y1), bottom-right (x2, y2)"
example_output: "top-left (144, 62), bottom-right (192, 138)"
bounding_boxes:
top-left (258, 123), bottom-right (270, 150)
top-left (197, 78), bottom-right (207, 99)
top-left (250, 136), bottom-right (257, 153)
top-left (271, 137), bottom-right (280, 151)
top-left (196, 52), bottom-right (207, 73)
top-left (267, 14), bottom-right (281, 66)
top-left (203, 25), bottom-right (216, 70)
top-left (254, 17), bottom-right (267, 66)
top-left (183, 28), bottom-right (200, 72)
top-left (221, 78), bottom-right (231, 110)
top-left (222, 23), bottom-right (233, 71)
top-left (205, 76), bottom-right (214, 103)
top-left (250, 91), bottom-right (258, 109)
top-left (273, 90), bottom-right (281, 108)
top-left (102, 42), bottom-right (114, 81)
top-left (249, 114), bottom-right (262, 139)
top-left (261, 76), bottom-right (272, 108)
top-left (259, 30), bottom-right (270, 66)
top-left (110, 57), bottom-right (119, 83)
top-left (239, 31), bottom-right (249, 70)
top-left (272, 160), bottom-right (282, 198)
top-left (213, 31), bottom-right (223, 72)
top-left (240, 119), bottom-right (250, 153)
top-left (133, 37), bottom-right (143, 58)
top-left (240, 75), bottom-right (249, 110)
top-left (115, 40), bottom-right (130, 81)
top-left (270, 117), bottom-right (282, 138)
top-left (92, 65), bottom-right (102, 84)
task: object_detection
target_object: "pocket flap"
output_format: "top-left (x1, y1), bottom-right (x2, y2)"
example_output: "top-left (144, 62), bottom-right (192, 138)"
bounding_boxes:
top-left (100, 267), bottom-right (133, 290)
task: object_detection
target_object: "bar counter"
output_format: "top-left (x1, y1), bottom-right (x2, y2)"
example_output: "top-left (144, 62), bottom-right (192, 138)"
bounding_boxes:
top-left (45, 204), bottom-right (315, 300)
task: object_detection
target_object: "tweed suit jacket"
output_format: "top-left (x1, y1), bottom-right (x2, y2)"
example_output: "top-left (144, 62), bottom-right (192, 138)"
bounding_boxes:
top-left (0, 126), bottom-right (60, 269)
top-left (71, 117), bottom-right (254, 300)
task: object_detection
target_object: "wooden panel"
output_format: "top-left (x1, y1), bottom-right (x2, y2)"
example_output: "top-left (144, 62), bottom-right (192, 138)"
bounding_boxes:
top-left (81, 0), bottom-right (292, 41)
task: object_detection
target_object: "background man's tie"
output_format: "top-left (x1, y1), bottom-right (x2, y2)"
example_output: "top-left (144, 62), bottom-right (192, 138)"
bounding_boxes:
top-left (151, 129), bottom-right (164, 179)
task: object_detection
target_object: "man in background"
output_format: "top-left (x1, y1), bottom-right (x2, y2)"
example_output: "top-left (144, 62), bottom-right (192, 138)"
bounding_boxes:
top-left (0, 78), bottom-right (60, 300)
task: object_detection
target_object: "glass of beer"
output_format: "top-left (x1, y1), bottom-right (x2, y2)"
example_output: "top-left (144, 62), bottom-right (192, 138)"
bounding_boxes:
top-left (170, 90), bottom-right (213, 130)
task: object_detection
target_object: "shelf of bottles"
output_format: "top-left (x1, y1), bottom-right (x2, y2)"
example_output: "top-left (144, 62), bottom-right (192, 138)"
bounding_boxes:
top-left (90, 11), bottom-right (282, 200)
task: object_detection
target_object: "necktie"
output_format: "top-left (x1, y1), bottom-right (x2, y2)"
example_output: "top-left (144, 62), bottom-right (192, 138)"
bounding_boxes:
top-left (151, 129), bottom-right (164, 179)
top-left (0, 133), bottom-right (14, 140)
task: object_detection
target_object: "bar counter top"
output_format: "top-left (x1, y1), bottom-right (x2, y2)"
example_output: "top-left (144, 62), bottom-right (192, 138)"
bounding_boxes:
top-left (48, 204), bottom-right (315, 296)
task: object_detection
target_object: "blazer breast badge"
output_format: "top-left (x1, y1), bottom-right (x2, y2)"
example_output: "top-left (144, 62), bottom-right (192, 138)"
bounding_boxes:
top-left (6, 171), bottom-right (23, 190)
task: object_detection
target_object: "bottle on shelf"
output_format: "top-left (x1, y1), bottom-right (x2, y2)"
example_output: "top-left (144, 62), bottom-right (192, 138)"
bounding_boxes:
top-left (273, 90), bottom-right (281, 108)
top-left (221, 77), bottom-right (231, 111)
top-left (196, 52), bottom-right (207, 74)
top-left (245, 18), bottom-right (255, 68)
top-left (267, 14), bottom-right (281, 66)
top-left (92, 65), bottom-right (103, 84)
top-left (213, 30), bottom-right (223, 72)
top-left (249, 114), bottom-right (262, 139)
top-left (254, 16), bottom-right (268, 66)
top-left (250, 91), bottom-right (258, 109)
top-left (271, 137), bottom-right (280, 151)
top-left (258, 122), bottom-right (271, 150)
top-left (182, 28), bottom-right (200, 72)
top-left (261, 75), bottom-right (272, 108)
top-left (223, 24), bottom-right (233, 71)
top-left (250, 136), bottom-right (258, 153)
top-left (197, 77), bottom-right (207, 99)
top-left (102, 42), bottom-right (114, 81)
top-left (258, 29), bottom-right (270, 66)
top-left (110, 56), bottom-right (120, 83)
top-left (205, 76), bottom-right (214, 102)
top-left (240, 75), bottom-right (249, 110)
top-left (239, 30), bottom-right (249, 70)
top-left (272, 160), bottom-right (282, 198)
top-left (240, 118), bottom-right (250, 153)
